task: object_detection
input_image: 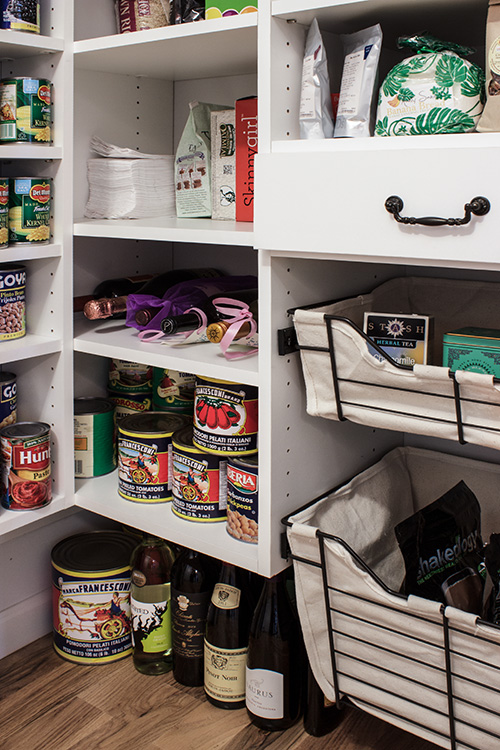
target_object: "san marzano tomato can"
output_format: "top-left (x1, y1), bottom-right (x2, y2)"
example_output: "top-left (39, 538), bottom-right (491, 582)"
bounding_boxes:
top-left (193, 376), bottom-right (258, 455)
top-left (0, 421), bottom-right (51, 510)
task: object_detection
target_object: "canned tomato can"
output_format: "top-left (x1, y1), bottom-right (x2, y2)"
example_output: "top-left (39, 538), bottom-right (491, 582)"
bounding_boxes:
top-left (118, 411), bottom-right (189, 503)
top-left (171, 424), bottom-right (227, 522)
top-left (0, 1), bottom-right (40, 33)
top-left (51, 530), bottom-right (137, 664)
top-left (0, 264), bottom-right (25, 340)
top-left (107, 392), bottom-right (152, 425)
top-left (0, 371), bottom-right (16, 430)
top-left (193, 376), bottom-right (258, 455)
top-left (9, 177), bottom-right (51, 244)
top-left (0, 77), bottom-right (50, 142)
top-left (0, 421), bottom-right (50, 510)
top-left (74, 397), bottom-right (116, 478)
top-left (0, 178), bottom-right (9, 248)
top-left (108, 359), bottom-right (152, 395)
top-left (226, 455), bottom-right (258, 544)
top-left (153, 367), bottom-right (195, 415)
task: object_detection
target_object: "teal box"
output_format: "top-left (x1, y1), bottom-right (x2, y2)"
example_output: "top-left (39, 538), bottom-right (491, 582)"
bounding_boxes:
top-left (442, 327), bottom-right (500, 377)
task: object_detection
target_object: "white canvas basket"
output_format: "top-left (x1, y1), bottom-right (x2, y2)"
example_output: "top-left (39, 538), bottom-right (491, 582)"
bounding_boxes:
top-left (292, 276), bottom-right (500, 450)
top-left (285, 446), bottom-right (500, 750)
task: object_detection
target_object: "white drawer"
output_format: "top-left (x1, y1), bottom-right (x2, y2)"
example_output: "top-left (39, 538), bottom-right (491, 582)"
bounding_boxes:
top-left (255, 135), bottom-right (500, 268)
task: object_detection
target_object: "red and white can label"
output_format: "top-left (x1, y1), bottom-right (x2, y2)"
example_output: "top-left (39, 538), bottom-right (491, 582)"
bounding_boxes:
top-left (193, 377), bottom-right (258, 455)
top-left (118, 430), bottom-right (171, 503)
top-left (1, 428), bottom-right (51, 509)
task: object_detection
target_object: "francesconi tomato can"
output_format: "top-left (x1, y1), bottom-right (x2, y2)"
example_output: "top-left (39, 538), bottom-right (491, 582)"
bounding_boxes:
top-left (118, 412), bottom-right (189, 503)
top-left (0, 421), bottom-right (51, 510)
top-left (193, 376), bottom-right (258, 455)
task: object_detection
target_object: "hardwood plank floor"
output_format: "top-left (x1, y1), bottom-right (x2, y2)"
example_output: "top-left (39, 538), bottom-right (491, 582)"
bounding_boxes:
top-left (0, 635), bottom-right (440, 750)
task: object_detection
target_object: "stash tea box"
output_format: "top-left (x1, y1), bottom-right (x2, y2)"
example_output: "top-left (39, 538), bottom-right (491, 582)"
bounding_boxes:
top-left (363, 312), bottom-right (431, 366)
top-left (210, 109), bottom-right (235, 220)
top-left (235, 96), bottom-right (257, 222)
top-left (443, 327), bottom-right (500, 377)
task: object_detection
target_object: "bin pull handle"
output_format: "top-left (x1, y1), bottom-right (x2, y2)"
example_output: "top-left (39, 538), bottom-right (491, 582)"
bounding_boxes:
top-left (385, 195), bottom-right (491, 226)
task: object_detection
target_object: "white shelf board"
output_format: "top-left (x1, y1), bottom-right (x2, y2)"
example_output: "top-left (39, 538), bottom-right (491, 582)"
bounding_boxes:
top-left (73, 15), bottom-right (258, 81)
top-left (0, 243), bottom-right (61, 262)
top-left (75, 472), bottom-right (259, 572)
top-left (0, 334), bottom-right (62, 365)
top-left (0, 145), bottom-right (62, 159)
top-left (73, 217), bottom-right (254, 246)
top-left (74, 316), bottom-right (259, 386)
top-left (272, 132), bottom-right (500, 154)
top-left (0, 30), bottom-right (64, 58)
top-left (0, 494), bottom-right (70, 537)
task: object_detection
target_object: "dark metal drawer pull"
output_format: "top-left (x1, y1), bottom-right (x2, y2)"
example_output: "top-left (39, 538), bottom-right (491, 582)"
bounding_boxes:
top-left (385, 195), bottom-right (491, 227)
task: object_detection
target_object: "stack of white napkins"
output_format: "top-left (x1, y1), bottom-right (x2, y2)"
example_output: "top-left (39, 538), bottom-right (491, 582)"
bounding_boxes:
top-left (84, 136), bottom-right (175, 220)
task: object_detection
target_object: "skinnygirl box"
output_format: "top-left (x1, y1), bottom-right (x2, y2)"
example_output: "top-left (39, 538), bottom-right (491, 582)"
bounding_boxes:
top-left (235, 96), bottom-right (257, 223)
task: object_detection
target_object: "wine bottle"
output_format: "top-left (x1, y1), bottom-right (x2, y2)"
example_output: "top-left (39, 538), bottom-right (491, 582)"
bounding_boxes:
top-left (204, 562), bottom-right (253, 709)
top-left (83, 268), bottom-right (223, 320)
top-left (73, 274), bottom-right (154, 314)
top-left (158, 288), bottom-right (258, 335)
top-left (171, 548), bottom-right (219, 687)
top-left (206, 299), bottom-right (258, 343)
top-left (246, 570), bottom-right (303, 731)
top-left (130, 534), bottom-right (176, 675)
top-left (303, 661), bottom-right (342, 737)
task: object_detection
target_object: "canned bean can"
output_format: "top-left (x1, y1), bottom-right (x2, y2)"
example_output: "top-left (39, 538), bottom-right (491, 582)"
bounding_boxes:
top-left (171, 425), bottom-right (227, 522)
top-left (74, 397), bottom-right (116, 478)
top-left (153, 367), bottom-right (195, 415)
top-left (0, 179), bottom-right (9, 248)
top-left (108, 392), bottom-right (152, 424)
top-left (118, 411), bottom-right (189, 503)
top-left (51, 530), bottom-right (137, 664)
top-left (0, 421), bottom-right (51, 510)
top-left (0, 77), bottom-right (50, 142)
top-left (0, 371), bottom-right (16, 430)
top-left (226, 455), bottom-right (258, 544)
top-left (108, 359), bottom-right (152, 395)
top-left (0, 264), bottom-right (25, 340)
top-left (9, 178), bottom-right (51, 244)
top-left (0, 1), bottom-right (40, 34)
top-left (193, 376), bottom-right (258, 455)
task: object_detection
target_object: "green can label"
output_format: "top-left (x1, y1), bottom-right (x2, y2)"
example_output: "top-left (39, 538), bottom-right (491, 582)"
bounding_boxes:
top-left (74, 409), bottom-right (116, 478)
top-left (0, 78), bottom-right (51, 143)
top-left (9, 178), bottom-right (51, 244)
top-left (153, 368), bottom-right (195, 414)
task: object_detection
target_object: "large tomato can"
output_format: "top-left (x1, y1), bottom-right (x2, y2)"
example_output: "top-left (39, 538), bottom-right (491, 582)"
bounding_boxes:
top-left (118, 411), bottom-right (189, 503)
top-left (193, 376), bottom-right (258, 455)
top-left (0, 421), bottom-right (50, 509)
top-left (51, 530), bottom-right (137, 664)
top-left (171, 424), bottom-right (227, 522)
top-left (226, 454), bottom-right (258, 544)
top-left (152, 367), bottom-right (195, 415)
top-left (108, 359), bottom-right (153, 395)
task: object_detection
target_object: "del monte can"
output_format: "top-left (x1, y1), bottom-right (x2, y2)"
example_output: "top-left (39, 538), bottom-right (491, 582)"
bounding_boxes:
top-left (0, 77), bottom-right (51, 142)
top-left (9, 177), bottom-right (51, 245)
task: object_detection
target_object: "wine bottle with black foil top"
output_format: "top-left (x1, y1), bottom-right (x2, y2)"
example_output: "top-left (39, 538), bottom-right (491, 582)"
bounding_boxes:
top-left (155, 288), bottom-right (258, 335)
top-left (130, 534), bottom-right (176, 675)
top-left (171, 548), bottom-right (219, 687)
top-left (204, 562), bottom-right (253, 709)
top-left (246, 570), bottom-right (303, 731)
top-left (83, 268), bottom-right (222, 320)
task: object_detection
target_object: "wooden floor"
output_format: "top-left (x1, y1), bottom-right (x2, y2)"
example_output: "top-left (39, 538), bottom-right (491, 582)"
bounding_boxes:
top-left (0, 635), bottom-right (440, 750)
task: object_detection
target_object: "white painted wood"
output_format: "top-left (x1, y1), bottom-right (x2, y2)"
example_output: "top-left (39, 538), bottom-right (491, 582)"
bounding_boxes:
top-left (74, 217), bottom-right (254, 245)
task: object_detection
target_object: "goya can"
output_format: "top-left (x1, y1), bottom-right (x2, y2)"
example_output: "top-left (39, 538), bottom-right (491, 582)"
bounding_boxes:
top-left (153, 367), bottom-right (195, 415)
top-left (74, 397), bottom-right (116, 478)
top-left (193, 376), bottom-right (258, 455)
top-left (0, 178), bottom-right (9, 248)
top-left (226, 455), bottom-right (258, 544)
top-left (171, 424), bottom-right (227, 522)
top-left (0, 264), bottom-right (25, 340)
top-left (0, 1), bottom-right (40, 33)
top-left (0, 371), bottom-right (16, 430)
top-left (51, 530), bottom-right (137, 664)
top-left (0, 421), bottom-right (50, 510)
top-left (108, 392), bottom-right (152, 425)
top-left (118, 411), bottom-right (189, 503)
top-left (108, 359), bottom-right (153, 395)
top-left (0, 77), bottom-right (50, 142)
top-left (9, 177), bottom-right (51, 244)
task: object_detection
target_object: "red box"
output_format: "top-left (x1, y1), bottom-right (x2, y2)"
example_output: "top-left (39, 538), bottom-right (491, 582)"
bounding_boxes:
top-left (235, 96), bottom-right (258, 223)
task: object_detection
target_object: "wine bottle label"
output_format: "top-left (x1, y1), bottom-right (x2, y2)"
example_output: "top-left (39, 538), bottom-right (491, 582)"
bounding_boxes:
top-left (246, 667), bottom-right (284, 719)
top-left (171, 588), bottom-right (211, 658)
top-left (131, 583), bottom-right (171, 654)
top-left (211, 583), bottom-right (240, 609)
top-left (204, 640), bottom-right (247, 702)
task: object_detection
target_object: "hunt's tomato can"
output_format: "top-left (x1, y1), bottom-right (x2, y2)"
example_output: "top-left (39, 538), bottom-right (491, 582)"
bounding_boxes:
top-left (118, 412), bottom-right (189, 503)
top-left (193, 376), bottom-right (258, 456)
top-left (0, 421), bottom-right (51, 510)
top-left (171, 424), bottom-right (227, 522)
top-left (226, 455), bottom-right (258, 544)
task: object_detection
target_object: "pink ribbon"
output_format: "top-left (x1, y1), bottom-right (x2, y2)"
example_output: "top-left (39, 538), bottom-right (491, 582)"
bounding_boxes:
top-left (212, 297), bottom-right (258, 360)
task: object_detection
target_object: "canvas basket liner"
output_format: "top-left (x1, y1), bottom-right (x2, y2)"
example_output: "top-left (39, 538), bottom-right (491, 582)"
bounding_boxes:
top-left (292, 276), bottom-right (500, 450)
top-left (286, 446), bottom-right (500, 750)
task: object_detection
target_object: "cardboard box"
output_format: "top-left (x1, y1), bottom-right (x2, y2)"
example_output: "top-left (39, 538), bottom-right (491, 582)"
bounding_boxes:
top-left (443, 326), bottom-right (500, 377)
top-left (210, 109), bottom-right (236, 221)
top-left (363, 312), bottom-right (431, 366)
top-left (235, 96), bottom-right (257, 223)
top-left (205, 1), bottom-right (257, 19)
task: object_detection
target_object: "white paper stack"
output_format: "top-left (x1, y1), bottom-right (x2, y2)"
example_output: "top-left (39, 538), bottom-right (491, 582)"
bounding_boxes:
top-left (84, 136), bottom-right (175, 220)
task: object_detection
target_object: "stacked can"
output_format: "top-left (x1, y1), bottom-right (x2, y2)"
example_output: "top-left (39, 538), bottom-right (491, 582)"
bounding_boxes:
top-left (107, 359), bottom-right (153, 424)
top-left (152, 367), bottom-right (195, 416)
top-left (74, 397), bottom-right (116, 478)
top-left (0, 1), bottom-right (40, 34)
top-left (9, 178), bottom-right (51, 245)
top-left (0, 77), bottom-right (51, 143)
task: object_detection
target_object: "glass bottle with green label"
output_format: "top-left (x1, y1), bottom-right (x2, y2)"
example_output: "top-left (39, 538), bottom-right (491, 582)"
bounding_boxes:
top-left (130, 534), bottom-right (175, 675)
